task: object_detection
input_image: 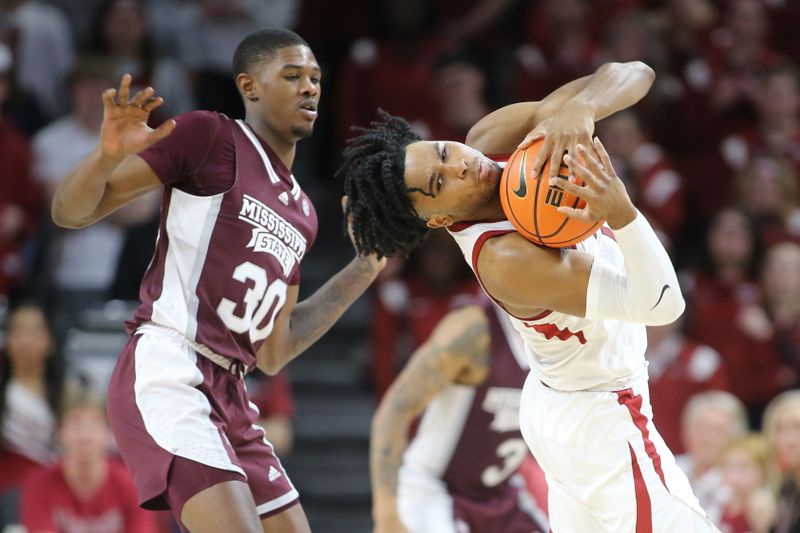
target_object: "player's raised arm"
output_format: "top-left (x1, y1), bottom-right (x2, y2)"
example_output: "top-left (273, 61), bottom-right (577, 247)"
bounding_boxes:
top-left (480, 139), bottom-right (684, 326)
top-left (466, 61), bottom-right (655, 178)
top-left (51, 74), bottom-right (176, 228)
top-left (369, 306), bottom-right (490, 533)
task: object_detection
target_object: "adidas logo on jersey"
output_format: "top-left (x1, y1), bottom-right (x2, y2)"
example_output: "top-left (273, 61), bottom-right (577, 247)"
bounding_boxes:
top-left (268, 465), bottom-right (282, 482)
top-left (278, 191), bottom-right (290, 206)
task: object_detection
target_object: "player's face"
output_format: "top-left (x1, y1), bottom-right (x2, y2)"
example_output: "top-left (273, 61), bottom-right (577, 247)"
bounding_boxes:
top-left (403, 140), bottom-right (502, 228)
top-left (251, 45), bottom-right (321, 143)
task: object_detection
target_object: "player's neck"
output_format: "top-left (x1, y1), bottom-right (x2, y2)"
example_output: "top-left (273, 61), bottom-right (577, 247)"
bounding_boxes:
top-left (244, 114), bottom-right (297, 169)
top-left (467, 197), bottom-right (505, 223)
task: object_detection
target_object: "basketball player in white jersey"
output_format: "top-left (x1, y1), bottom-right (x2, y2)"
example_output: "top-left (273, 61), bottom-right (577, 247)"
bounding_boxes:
top-left (340, 61), bottom-right (719, 532)
top-left (371, 296), bottom-right (547, 533)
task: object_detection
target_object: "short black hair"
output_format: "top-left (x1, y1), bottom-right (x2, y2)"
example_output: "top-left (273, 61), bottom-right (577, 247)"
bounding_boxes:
top-left (232, 28), bottom-right (310, 76)
top-left (338, 110), bottom-right (429, 258)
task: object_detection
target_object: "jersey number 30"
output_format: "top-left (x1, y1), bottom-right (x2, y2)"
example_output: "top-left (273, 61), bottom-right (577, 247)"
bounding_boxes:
top-left (217, 261), bottom-right (288, 343)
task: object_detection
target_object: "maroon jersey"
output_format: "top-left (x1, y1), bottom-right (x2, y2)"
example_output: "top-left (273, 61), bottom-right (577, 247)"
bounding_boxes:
top-left (130, 111), bottom-right (318, 367)
top-left (402, 303), bottom-right (529, 500)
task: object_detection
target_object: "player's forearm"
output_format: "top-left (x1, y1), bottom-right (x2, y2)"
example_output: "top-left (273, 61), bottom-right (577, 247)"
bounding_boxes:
top-left (370, 407), bottom-right (411, 523)
top-left (567, 61), bottom-right (655, 122)
top-left (52, 147), bottom-right (123, 228)
top-left (269, 257), bottom-right (381, 371)
top-left (585, 212), bottom-right (685, 325)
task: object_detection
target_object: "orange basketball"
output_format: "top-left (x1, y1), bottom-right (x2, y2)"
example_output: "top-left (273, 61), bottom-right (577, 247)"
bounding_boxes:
top-left (499, 138), bottom-right (603, 248)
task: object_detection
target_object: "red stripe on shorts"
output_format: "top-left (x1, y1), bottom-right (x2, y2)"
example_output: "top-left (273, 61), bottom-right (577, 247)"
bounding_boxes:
top-left (629, 443), bottom-right (653, 533)
top-left (616, 389), bottom-right (668, 490)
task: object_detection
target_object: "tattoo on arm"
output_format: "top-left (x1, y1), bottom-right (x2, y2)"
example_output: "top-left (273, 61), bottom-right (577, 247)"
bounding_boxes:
top-left (283, 257), bottom-right (378, 364)
top-left (370, 310), bottom-right (490, 500)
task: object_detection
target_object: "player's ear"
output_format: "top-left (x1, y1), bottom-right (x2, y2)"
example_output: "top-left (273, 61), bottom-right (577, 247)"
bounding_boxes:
top-left (426, 214), bottom-right (454, 228)
top-left (236, 73), bottom-right (259, 102)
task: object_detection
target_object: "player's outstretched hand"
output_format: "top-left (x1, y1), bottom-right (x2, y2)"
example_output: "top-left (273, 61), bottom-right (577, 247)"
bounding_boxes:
top-left (556, 137), bottom-right (637, 229)
top-left (100, 74), bottom-right (177, 158)
top-left (342, 195), bottom-right (387, 272)
top-left (520, 100), bottom-right (597, 181)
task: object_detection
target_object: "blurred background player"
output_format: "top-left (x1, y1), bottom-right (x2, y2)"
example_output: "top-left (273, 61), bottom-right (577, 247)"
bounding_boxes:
top-left (370, 296), bottom-right (546, 533)
top-left (49, 28), bottom-right (385, 533)
top-left (20, 386), bottom-right (157, 533)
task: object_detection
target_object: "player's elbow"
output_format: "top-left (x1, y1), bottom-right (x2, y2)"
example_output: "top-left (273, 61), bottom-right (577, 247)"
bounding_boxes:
top-left (51, 198), bottom-right (87, 229)
top-left (644, 292), bottom-right (685, 327)
top-left (257, 353), bottom-right (285, 376)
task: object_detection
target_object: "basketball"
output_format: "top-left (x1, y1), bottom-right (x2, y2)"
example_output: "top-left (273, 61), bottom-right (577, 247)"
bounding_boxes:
top-left (499, 138), bottom-right (604, 248)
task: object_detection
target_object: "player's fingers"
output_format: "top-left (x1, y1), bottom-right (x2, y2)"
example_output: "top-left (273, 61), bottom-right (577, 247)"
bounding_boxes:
top-left (548, 142), bottom-right (566, 180)
top-left (593, 137), bottom-right (614, 172)
top-left (130, 86), bottom-right (154, 107)
top-left (575, 144), bottom-right (606, 180)
top-left (557, 205), bottom-right (593, 223)
top-left (102, 88), bottom-right (117, 109)
top-left (518, 130), bottom-right (543, 150)
top-left (550, 174), bottom-right (590, 200)
top-left (563, 153), bottom-right (596, 187)
top-left (529, 137), bottom-right (551, 178)
top-left (142, 96), bottom-right (164, 113)
top-left (118, 74), bottom-right (132, 104)
top-left (151, 119), bottom-right (176, 140)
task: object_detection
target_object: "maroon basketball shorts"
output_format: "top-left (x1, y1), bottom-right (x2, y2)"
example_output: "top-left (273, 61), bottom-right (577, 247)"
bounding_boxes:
top-left (106, 326), bottom-right (299, 523)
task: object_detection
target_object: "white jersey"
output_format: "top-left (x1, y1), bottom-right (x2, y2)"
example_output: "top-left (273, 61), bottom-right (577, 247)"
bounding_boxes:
top-left (447, 220), bottom-right (647, 392)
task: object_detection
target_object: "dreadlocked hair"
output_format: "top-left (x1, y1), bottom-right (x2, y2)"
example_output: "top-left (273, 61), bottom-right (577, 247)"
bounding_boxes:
top-left (338, 109), bottom-right (430, 258)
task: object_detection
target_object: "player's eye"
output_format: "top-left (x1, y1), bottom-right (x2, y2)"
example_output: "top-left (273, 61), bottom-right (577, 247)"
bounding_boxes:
top-left (285, 74), bottom-right (300, 81)
top-left (437, 174), bottom-right (444, 192)
top-left (310, 76), bottom-right (321, 84)
top-left (441, 146), bottom-right (447, 162)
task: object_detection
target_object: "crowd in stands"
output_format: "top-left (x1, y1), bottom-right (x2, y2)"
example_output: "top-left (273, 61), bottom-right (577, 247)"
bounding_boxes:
top-left (2, 0), bottom-right (800, 532)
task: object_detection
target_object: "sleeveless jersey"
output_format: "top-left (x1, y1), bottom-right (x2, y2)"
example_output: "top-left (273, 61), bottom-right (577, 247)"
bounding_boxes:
top-left (402, 303), bottom-right (530, 499)
top-left (446, 157), bottom-right (647, 391)
top-left (129, 113), bottom-right (318, 368)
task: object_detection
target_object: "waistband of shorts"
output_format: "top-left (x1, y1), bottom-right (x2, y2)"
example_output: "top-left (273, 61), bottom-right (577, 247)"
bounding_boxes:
top-left (135, 322), bottom-right (247, 379)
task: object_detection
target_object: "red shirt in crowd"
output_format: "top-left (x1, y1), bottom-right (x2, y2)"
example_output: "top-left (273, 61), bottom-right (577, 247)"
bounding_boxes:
top-left (21, 459), bottom-right (157, 533)
top-left (647, 335), bottom-right (729, 453)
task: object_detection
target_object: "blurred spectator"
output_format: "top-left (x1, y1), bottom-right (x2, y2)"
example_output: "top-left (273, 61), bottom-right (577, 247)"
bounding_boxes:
top-left (597, 110), bottom-right (686, 248)
top-left (337, 0), bottom-right (441, 143)
top-left (0, 34), bottom-right (46, 136)
top-left (0, 0), bottom-right (75, 119)
top-left (721, 64), bottom-right (800, 179)
top-left (0, 41), bottom-right (42, 300)
top-left (371, 230), bottom-right (480, 397)
top-left (676, 391), bottom-right (749, 521)
top-left (20, 386), bottom-right (158, 533)
top-left (760, 243), bottom-right (800, 390)
top-left (248, 372), bottom-right (296, 457)
top-left (513, 0), bottom-right (598, 102)
top-left (32, 56), bottom-right (159, 326)
top-left (718, 434), bottom-right (776, 533)
top-left (704, 0), bottom-right (780, 135)
top-left (146, 0), bottom-right (299, 118)
top-left (86, 0), bottom-right (194, 121)
top-left (646, 318), bottom-right (728, 454)
top-left (763, 390), bottom-right (800, 533)
top-left (0, 304), bottom-right (63, 526)
top-left (735, 156), bottom-right (800, 247)
top-left (423, 53), bottom-right (490, 142)
top-left (682, 207), bottom-right (783, 418)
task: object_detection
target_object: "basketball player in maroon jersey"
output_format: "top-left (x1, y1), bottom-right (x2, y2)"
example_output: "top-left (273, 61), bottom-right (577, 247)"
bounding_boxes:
top-left (51, 30), bottom-right (385, 533)
top-left (371, 297), bottom-right (547, 533)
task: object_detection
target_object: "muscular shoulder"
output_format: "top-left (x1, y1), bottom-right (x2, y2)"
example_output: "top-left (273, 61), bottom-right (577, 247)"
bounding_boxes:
top-left (476, 232), bottom-right (594, 316)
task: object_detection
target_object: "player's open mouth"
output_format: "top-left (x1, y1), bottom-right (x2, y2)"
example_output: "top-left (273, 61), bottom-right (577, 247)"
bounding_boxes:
top-left (299, 101), bottom-right (318, 119)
